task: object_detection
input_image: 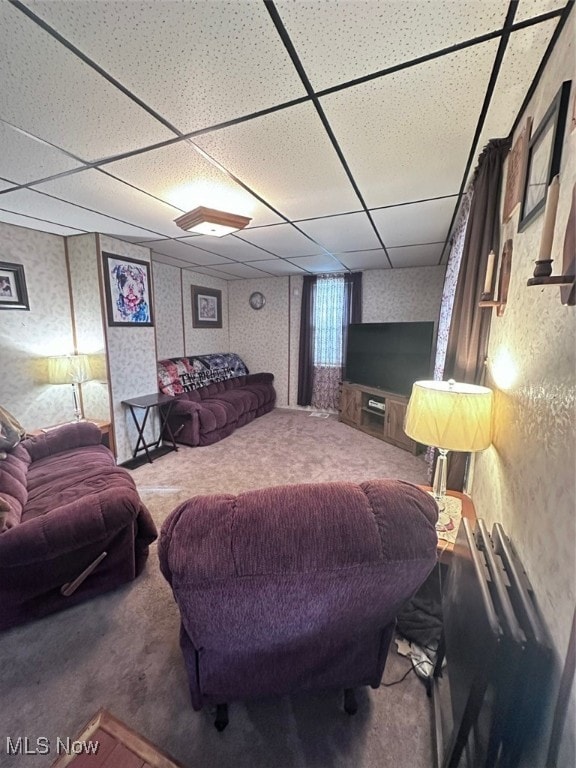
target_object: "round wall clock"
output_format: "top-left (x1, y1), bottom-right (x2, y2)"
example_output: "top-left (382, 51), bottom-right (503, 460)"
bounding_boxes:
top-left (249, 291), bottom-right (266, 310)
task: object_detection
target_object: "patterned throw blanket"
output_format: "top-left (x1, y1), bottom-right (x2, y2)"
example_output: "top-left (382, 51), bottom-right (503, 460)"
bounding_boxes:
top-left (157, 353), bottom-right (249, 396)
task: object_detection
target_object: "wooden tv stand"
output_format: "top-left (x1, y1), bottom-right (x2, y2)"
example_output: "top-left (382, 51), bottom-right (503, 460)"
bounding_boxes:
top-left (339, 381), bottom-right (419, 454)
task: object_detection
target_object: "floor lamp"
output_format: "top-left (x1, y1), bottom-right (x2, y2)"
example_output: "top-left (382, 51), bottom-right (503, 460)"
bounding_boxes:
top-left (404, 379), bottom-right (493, 511)
top-left (47, 354), bottom-right (92, 422)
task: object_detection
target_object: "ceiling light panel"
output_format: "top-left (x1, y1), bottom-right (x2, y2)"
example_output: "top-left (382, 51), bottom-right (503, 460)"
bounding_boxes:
top-left (275, 0), bottom-right (508, 91)
top-left (371, 197), bottom-right (458, 247)
top-left (337, 249), bottom-right (391, 271)
top-left (0, 3), bottom-right (174, 161)
top-left (0, 188), bottom-right (161, 240)
top-left (320, 40), bottom-right (499, 208)
top-left (24, 0), bottom-right (307, 134)
top-left (179, 235), bottom-right (276, 263)
top-left (388, 243), bottom-right (444, 268)
top-left (136, 239), bottom-right (232, 266)
top-left (105, 142), bottom-right (282, 228)
top-left (237, 224), bottom-right (327, 258)
top-left (34, 169), bottom-right (188, 238)
top-left (297, 212), bottom-right (381, 252)
top-left (287, 254), bottom-right (346, 273)
top-left (0, 122), bottom-right (83, 184)
top-left (194, 102), bottom-right (361, 220)
top-left (475, 19), bottom-right (558, 158)
top-left (0, 209), bottom-right (84, 237)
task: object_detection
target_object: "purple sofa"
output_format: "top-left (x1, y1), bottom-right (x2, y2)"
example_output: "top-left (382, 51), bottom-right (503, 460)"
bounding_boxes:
top-left (157, 353), bottom-right (276, 447)
top-left (159, 478), bottom-right (438, 727)
top-left (0, 422), bottom-right (157, 631)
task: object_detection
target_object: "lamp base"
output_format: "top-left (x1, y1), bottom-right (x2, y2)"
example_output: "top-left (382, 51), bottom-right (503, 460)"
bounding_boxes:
top-left (432, 449), bottom-right (449, 512)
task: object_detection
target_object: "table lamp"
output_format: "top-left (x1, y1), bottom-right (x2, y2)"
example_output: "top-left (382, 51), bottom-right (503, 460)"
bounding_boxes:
top-left (47, 354), bottom-right (92, 421)
top-left (404, 379), bottom-right (493, 510)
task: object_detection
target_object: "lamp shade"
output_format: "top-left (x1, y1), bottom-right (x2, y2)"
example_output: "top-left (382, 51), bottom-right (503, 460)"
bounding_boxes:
top-left (47, 354), bottom-right (91, 385)
top-left (404, 380), bottom-right (493, 452)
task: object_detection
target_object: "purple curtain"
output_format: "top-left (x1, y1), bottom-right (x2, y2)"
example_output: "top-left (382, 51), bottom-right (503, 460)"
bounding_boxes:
top-left (443, 137), bottom-right (511, 489)
top-left (297, 275), bottom-right (317, 406)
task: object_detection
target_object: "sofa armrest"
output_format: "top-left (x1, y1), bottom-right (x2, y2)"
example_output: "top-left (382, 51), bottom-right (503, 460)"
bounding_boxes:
top-left (168, 399), bottom-right (203, 418)
top-left (245, 372), bottom-right (274, 385)
top-left (0, 487), bottom-right (143, 567)
top-left (23, 422), bottom-right (103, 462)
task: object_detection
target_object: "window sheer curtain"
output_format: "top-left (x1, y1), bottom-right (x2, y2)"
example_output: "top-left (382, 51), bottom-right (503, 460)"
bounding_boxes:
top-left (297, 272), bottom-right (362, 409)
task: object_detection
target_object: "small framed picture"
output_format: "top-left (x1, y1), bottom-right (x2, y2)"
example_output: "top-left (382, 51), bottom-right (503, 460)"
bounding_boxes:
top-left (519, 80), bottom-right (571, 232)
top-left (0, 261), bottom-right (30, 310)
top-left (191, 285), bottom-right (222, 329)
top-left (102, 253), bottom-right (154, 327)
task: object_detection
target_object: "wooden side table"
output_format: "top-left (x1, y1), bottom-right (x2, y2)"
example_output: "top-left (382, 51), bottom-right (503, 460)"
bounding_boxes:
top-left (419, 486), bottom-right (477, 563)
top-left (121, 393), bottom-right (178, 464)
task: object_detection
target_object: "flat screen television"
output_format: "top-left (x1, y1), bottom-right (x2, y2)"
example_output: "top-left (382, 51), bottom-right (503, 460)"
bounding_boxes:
top-left (344, 322), bottom-right (436, 396)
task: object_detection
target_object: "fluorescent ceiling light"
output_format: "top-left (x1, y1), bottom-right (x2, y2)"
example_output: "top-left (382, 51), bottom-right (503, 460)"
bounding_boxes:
top-left (174, 206), bottom-right (252, 237)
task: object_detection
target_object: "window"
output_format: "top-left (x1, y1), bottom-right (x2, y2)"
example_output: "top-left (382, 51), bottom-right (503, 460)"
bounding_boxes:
top-left (313, 275), bottom-right (345, 366)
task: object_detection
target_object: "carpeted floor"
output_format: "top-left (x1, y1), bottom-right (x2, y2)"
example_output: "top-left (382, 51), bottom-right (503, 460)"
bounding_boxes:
top-left (0, 409), bottom-right (434, 768)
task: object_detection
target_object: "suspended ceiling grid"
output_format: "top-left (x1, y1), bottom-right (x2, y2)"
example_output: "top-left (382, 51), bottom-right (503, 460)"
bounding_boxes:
top-left (0, 0), bottom-right (571, 279)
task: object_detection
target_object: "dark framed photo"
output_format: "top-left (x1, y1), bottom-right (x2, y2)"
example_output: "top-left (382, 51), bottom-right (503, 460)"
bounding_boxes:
top-left (191, 285), bottom-right (222, 328)
top-left (519, 80), bottom-right (572, 232)
top-left (0, 261), bottom-right (30, 310)
top-left (102, 252), bottom-right (154, 326)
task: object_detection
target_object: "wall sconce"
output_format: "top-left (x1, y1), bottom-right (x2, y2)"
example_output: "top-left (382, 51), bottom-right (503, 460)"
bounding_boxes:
top-left (47, 354), bottom-right (92, 421)
top-left (174, 206), bottom-right (252, 237)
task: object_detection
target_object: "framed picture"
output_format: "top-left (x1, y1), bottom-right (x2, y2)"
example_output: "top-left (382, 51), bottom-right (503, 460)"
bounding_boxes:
top-left (0, 261), bottom-right (30, 310)
top-left (519, 80), bottom-right (572, 232)
top-left (191, 285), bottom-right (222, 328)
top-left (503, 116), bottom-right (532, 222)
top-left (102, 252), bottom-right (154, 326)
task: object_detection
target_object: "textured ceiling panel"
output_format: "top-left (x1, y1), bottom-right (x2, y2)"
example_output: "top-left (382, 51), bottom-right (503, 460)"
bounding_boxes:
top-left (184, 265), bottom-right (241, 280)
top-left (0, 122), bottom-right (83, 184)
top-left (244, 259), bottom-right (307, 275)
top-left (371, 197), bottom-right (458, 247)
top-left (105, 142), bottom-right (282, 228)
top-left (287, 254), bottom-right (347, 273)
top-left (336, 249), bottom-right (391, 270)
top-left (0, 180), bottom-right (16, 192)
top-left (180, 234), bottom-right (278, 262)
top-left (25, 0), bottom-right (307, 133)
top-left (297, 212), bottom-right (381, 252)
top-left (194, 102), bottom-right (361, 219)
top-left (0, 2), bottom-right (174, 160)
top-left (0, 208), bottom-right (84, 236)
top-left (34, 169), bottom-right (188, 238)
top-left (237, 224), bottom-right (327, 257)
top-left (321, 40), bottom-right (499, 208)
top-left (276, 0), bottom-right (508, 90)
top-left (514, 0), bottom-right (566, 22)
top-left (136, 239), bottom-right (232, 266)
top-left (151, 253), bottom-right (193, 270)
top-left (207, 262), bottom-right (277, 279)
top-left (388, 243), bottom-right (444, 268)
top-left (0, 189), bottom-right (161, 239)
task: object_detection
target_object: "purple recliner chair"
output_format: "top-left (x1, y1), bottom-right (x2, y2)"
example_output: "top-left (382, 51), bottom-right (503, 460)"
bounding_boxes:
top-left (159, 478), bottom-right (438, 729)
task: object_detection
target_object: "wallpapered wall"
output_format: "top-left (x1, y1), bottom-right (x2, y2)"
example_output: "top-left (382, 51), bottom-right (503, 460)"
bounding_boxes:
top-left (0, 221), bottom-right (75, 428)
top-left (152, 261), bottom-right (185, 360)
top-left (472, 15), bottom-right (575, 765)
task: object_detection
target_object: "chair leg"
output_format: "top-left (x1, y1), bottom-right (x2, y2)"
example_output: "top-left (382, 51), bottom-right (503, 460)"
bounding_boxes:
top-left (343, 688), bottom-right (358, 715)
top-left (214, 703), bottom-right (229, 731)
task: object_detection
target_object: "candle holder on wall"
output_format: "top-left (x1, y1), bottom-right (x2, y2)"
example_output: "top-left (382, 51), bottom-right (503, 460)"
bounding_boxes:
top-left (479, 240), bottom-right (513, 316)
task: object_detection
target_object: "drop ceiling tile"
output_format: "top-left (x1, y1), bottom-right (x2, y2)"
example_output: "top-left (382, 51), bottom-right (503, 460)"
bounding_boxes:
top-left (106, 142), bottom-right (282, 228)
top-left (151, 253), bottom-right (190, 270)
top-left (337, 249), bottom-right (391, 270)
top-left (0, 122), bottom-right (84, 184)
top-left (0, 3), bottom-right (174, 161)
top-left (371, 197), bottom-right (458, 247)
top-left (0, 180), bottom-right (16, 192)
top-left (245, 259), bottom-right (307, 276)
top-left (476, 19), bottom-right (558, 159)
top-left (388, 243), bottom-right (444, 268)
top-left (237, 224), bottom-right (327, 258)
top-left (515, 1), bottom-right (566, 22)
top-left (25, 0), bottom-right (307, 134)
top-left (207, 263), bottom-right (276, 279)
top-left (136, 239), bottom-right (232, 266)
top-left (195, 102), bottom-right (361, 219)
top-left (179, 235), bottom-right (275, 262)
top-left (185, 266), bottom-right (241, 281)
top-left (321, 40), bottom-right (499, 208)
top-left (35, 169), bottom-right (187, 238)
top-left (0, 208), bottom-right (84, 236)
top-left (287, 254), bottom-right (346, 273)
top-left (0, 189), bottom-right (161, 239)
top-left (297, 212), bottom-right (381, 252)
top-left (276, 0), bottom-right (508, 90)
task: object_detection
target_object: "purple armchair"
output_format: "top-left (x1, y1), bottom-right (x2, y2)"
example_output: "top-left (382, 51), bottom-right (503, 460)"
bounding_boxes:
top-left (159, 478), bottom-right (438, 729)
top-left (0, 422), bottom-right (157, 631)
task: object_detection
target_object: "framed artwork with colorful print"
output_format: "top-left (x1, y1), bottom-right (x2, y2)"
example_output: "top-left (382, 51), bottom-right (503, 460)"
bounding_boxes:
top-left (102, 253), bottom-right (154, 327)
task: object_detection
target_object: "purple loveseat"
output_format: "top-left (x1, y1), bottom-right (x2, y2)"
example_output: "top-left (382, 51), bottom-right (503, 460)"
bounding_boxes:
top-left (0, 422), bottom-right (157, 631)
top-left (157, 353), bottom-right (275, 446)
top-left (159, 478), bottom-right (438, 727)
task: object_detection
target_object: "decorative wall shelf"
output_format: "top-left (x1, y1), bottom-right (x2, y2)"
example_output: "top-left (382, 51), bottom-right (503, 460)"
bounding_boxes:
top-left (479, 239), bottom-right (512, 316)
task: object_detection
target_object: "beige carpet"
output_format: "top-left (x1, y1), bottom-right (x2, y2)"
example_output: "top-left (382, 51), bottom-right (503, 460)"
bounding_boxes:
top-left (0, 409), bottom-right (433, 768)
